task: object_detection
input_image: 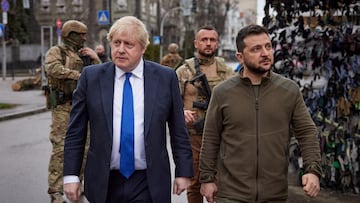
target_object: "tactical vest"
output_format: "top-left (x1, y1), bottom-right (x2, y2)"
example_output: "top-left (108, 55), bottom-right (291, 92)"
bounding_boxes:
top-left (184, 56), bottom-right (229, 91)
top-left (161, 53), bottom-right (183, 69)
top-left (183, 57), bottom-right (230, 134)
top-left (48, 45), bottom-right (84, 96)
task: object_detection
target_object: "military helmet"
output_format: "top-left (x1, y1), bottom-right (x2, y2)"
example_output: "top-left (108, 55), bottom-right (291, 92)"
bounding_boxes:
top-left (61, 20), bottom-right (88, 38)
top-left (168, 43), bottom-right (179, 53)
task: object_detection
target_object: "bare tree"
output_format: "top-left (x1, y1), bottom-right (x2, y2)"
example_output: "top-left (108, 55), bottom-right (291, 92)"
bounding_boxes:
top-left (193, 0), bottom-right (239, 37)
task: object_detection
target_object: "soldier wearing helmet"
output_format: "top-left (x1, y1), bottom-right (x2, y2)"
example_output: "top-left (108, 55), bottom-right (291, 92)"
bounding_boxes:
top-left (168, 42), bottom-right (179, 53)
top-left (61, 20), bottom-right (87, 38)
top-left (160, 42), bottom-right (183, 69)
top-left (44, 19), bottom-right (100, 203)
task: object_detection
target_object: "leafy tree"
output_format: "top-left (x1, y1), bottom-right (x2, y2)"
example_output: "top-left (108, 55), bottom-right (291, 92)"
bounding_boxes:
top-left (144, 37), bottom-right (160, 61)
top-left (5, 0), bottom-right (31, 44)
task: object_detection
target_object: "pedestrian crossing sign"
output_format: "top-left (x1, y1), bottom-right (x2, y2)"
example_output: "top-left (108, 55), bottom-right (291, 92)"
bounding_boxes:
top-left (98, 10), bottom-right (110, 25)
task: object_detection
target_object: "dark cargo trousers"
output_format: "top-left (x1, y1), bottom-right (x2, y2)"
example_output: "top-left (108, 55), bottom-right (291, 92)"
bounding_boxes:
top-left (187, 134), bottom-right (204, 203)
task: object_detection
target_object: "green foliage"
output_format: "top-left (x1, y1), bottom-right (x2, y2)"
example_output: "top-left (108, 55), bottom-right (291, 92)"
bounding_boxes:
top-left (144, 37), bottom-right (160, 63)
top-left (5, 0), bottom-right (31, 44)
top-left (0, 103), bottom-right (16, 109)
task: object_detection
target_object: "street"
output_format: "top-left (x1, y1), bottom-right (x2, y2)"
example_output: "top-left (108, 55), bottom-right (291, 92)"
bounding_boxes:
top-left (0, 111), bottom-right (189, 203)
top-left (1, 111), bottom-right (360, 203)
top-left (0, 112), bottom-right (50, 203)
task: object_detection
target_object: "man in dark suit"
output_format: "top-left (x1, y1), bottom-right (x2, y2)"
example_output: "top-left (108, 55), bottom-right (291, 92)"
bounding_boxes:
top-left (63, 16), bottom-right (193, 203)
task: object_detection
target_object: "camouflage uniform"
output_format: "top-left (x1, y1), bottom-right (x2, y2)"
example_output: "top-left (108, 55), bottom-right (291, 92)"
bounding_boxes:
top-left (161, 43), bottom-right (183, 69)
top-left (176, 56), bottom-right (233, 203)
top-left (45, 20), bottom-right (100, 203)
top-left (160, 53), bottom-right (183, 69)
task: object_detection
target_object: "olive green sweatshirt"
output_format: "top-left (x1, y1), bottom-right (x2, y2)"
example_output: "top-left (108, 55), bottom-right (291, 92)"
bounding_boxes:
top-left (199, 70), bottom-right (322, 202)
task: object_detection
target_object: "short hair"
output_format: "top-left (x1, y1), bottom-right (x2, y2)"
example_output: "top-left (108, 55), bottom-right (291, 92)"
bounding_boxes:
top-left (195, 25), bottom-right (219, 40)
top-left (107, 16), bottom-right (150, 49)
top-left (236, 24), bottom-right (269, 52)
top-left (197, 25), bottom-right (217, 33)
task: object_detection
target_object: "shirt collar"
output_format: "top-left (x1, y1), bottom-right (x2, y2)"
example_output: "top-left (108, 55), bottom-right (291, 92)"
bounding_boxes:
top-left (115, 58), bottom-right (144, 80)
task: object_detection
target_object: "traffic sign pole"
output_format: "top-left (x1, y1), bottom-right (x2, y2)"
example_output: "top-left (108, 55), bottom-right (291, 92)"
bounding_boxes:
top-left (56, 18), bottom-right (62, 45)
top-left (2, 25), bottom-right (5, 80)
top-left (1, 0), bottom-right (8, 80)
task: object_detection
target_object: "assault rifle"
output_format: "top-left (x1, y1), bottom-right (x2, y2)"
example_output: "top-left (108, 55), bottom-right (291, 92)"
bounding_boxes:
top-left (189, 73), bottom-right (211, 132)
top-left (189, 73), bottom-right (211, 109)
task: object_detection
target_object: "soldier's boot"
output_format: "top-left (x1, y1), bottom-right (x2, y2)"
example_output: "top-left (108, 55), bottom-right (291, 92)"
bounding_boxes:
top-left (50, 192), bottom-right (65, 203)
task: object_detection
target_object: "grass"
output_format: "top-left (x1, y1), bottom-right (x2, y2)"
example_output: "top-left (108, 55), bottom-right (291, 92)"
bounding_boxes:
top-left (0, 103), bottom-right (16, 109)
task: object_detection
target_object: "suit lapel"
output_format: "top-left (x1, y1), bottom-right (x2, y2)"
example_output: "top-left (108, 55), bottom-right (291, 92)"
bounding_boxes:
top-left (99, 63), bottom-right (115, 136)
top-left (144, 61), bottom-right (159, 137)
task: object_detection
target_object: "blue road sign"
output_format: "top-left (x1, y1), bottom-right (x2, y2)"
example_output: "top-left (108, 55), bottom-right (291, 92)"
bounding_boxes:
top-left (97, 10), bottom-right (110, 25)
top-left (0, 23), bottom-right (4, 37)
top-left (153, 36), bottom-right (160, 45)
top-left (1, 0), bottom-right (9, 12)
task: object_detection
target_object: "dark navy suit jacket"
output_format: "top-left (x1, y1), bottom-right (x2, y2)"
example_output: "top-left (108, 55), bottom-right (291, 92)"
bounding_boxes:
top-left (63, 60), bottom-right (193, 203)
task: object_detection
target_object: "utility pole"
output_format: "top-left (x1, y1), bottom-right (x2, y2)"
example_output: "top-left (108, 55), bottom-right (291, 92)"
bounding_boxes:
top-left (86, 0), bottom-right (96, 48)
top-left (1, 0), bottom-right (9, 80)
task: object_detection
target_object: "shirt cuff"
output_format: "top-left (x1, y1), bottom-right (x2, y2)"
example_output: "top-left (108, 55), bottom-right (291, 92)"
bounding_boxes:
top-left (304, 163), bottom-right (322, 179)
top-left (63, 175), bottom-right (80, 184)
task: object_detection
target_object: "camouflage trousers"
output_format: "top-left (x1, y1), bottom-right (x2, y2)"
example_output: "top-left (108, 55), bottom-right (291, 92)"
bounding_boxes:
top-left (47, 102), bottom-right (89, 202)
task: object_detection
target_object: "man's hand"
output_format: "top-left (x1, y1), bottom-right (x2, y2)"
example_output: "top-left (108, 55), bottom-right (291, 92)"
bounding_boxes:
top-left (200, 182), bottom-right (217, 203)
top-left (302, 173), bottom-right (320, 197)
top-left (184, 110), bottom-right (196, 124)
top-left (173, 177), bottom-right (191, 195)
top-left (64, 182), bottom-right (82, 201)
top-left (79, 47), bottom-right (101, 63)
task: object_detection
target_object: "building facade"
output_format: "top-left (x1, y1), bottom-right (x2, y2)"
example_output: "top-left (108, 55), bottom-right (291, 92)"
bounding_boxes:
top-left (220, 0), bottom-right (257, 60)
top-left (34, 0), bottom-right (159, 49)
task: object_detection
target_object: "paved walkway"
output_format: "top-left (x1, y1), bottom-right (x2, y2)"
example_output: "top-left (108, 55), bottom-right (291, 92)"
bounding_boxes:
top-left (0, 76), bottom-right (47, 121)
top-left (1, 76), bottom-right (360, 202)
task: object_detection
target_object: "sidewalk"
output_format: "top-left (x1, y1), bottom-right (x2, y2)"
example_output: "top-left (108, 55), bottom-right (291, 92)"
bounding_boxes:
top-left (0, 76), bottom-right (48, 121)
top-left (2, 76), bottom-right (360, 202)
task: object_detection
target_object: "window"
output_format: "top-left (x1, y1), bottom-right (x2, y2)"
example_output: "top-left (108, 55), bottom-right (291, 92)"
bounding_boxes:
top-left (72, 0), bottom-right (83, 13)
top-left (149, 2), bottom-right (156, 16)
top-left (116, 0), bottom-right (128, 11)
top-left (56, 0), bottom-right (66, 13)
top-left (40, 0), bottom-right (50, 13)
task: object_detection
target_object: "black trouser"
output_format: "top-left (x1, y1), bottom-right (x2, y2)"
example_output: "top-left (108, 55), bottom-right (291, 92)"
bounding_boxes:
top-left (106, 170), bottom-right (153, 203)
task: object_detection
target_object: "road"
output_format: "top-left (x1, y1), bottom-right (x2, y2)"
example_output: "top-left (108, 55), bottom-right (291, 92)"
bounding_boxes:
top-left (1, 112), bottom-right (359, 203)
top-left (0, 111), bottom-right (189, 203)
top-left (0, 112), bottom-right (50, 203)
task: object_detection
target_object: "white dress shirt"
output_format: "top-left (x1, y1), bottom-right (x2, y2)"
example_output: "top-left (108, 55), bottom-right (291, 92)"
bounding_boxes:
top-left (111, 60), bottom-right (146, 170)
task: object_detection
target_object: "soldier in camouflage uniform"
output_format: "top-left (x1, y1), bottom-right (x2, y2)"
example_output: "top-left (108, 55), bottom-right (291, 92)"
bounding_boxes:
top-left (176, 25), bottom-right (233, 203)
top-left (11, 68), bottom-right (41, 91)
top-left (45, 20), bottom-right (100, 203)
top-left (161, 43), bottom-right (183, 69)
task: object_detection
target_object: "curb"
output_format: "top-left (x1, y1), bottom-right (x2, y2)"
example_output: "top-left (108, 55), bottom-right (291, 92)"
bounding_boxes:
top-left (0, 107), bottom-right (49, 122)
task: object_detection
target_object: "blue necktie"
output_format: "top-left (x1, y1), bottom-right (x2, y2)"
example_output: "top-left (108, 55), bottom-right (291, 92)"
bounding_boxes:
top-left (120, 72), bottom-right (135, 178)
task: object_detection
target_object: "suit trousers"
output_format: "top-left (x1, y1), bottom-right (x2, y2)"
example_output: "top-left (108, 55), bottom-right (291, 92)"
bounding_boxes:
top-left (106, 170), bottom-right (152, 203)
